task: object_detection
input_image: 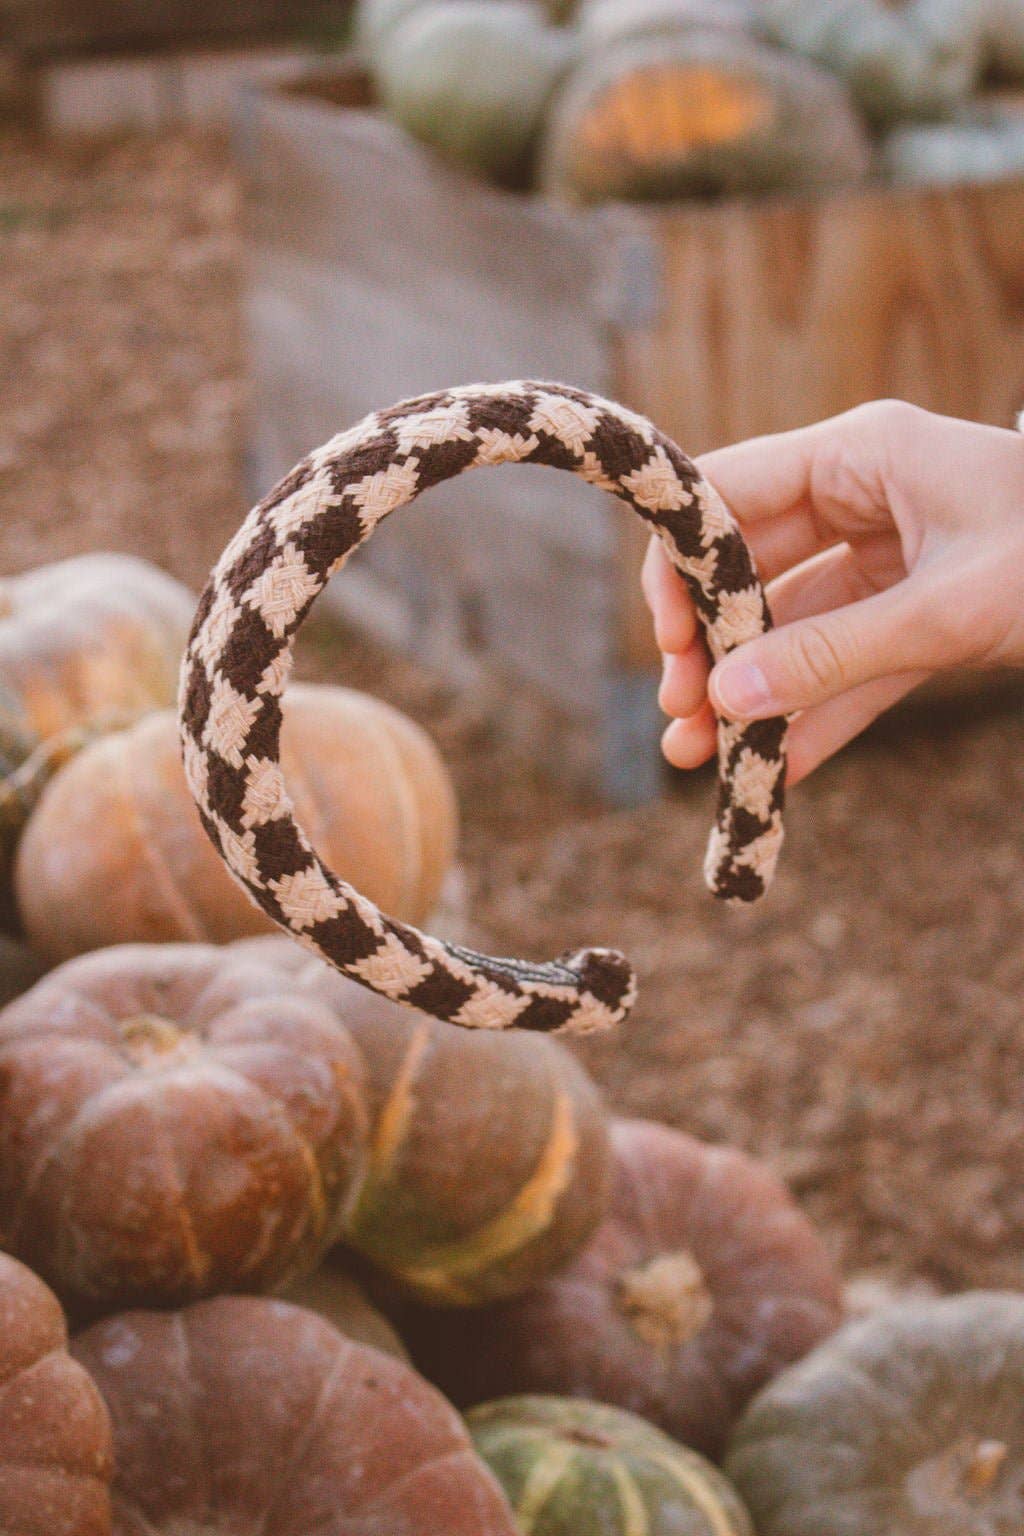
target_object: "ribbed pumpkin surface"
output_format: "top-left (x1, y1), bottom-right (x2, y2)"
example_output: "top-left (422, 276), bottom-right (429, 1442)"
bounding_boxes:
top-left (469, 1395), bottom-right (753, 1536)
top-left (726, 1292), bottom-right (1024, 1536)
top-left (0, 943), bottom-right (368, 1316)
top-left (0, 1252), bottom-right (112, 1536)
top-left (394, 1117), bottom-right (840, 1455)
top-left (234, 939), bottom-right (612, 1306)
top-left (16, 683), bottom-right (457, 963)
top-left (73, 1297), bottom-right (519, 1536)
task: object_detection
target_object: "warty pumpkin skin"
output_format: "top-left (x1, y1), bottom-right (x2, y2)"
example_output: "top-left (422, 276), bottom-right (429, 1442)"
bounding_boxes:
top-left (0, 1251), bottom-right (113, 1536)
top-left (232, 937), bottom-right (613, 1306)
top-left (469, 1395), bottom-right (754, 1536)
top-left (725, 1291), bottom-right (1024, 1535)
top-left (395, 1117), bottom-right (841, 1456)
top-left (541, 31), bottom-right (870, 203)
top-left (15, 681), bottom-right (457, 963)
top-left (73, 1296), bottom-right (520, 1536)
top-left (0, 943), bottom-right (368, 1316)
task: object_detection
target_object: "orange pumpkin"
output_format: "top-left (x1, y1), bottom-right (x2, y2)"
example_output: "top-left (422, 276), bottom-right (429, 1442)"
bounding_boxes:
top-left (16, 682), bottom-right (458, 963)
top-left (0, 553), bottom-right (194, 928)
top-left (73, 1296), bottom-right (519, 1536)
top-left (0, 1252), bottom-right (113, 1536)
top-left (0, 943), bottom-right (368, 1317)
top-left (395, 1117), bottom-right (841, 1457)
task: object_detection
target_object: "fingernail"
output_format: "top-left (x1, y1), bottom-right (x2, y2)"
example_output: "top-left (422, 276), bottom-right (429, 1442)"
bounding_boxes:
top-left (711, 661), bottom-right (773, 719)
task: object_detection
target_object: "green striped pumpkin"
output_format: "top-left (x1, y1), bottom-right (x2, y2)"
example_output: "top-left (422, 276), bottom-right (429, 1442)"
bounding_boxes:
top-left (467, 1395), bottom-right (753, 1536)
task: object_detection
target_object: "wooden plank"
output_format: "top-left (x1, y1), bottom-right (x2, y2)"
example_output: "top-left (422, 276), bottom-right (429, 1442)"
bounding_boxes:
top-left (2, 1), bottom-right (338, 58)
top-left (614, 178), bottom-right (1024, 670)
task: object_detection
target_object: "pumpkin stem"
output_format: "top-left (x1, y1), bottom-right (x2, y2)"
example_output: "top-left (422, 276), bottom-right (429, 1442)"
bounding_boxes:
top-left (963, 1440), bottom-right (1008, 1496)
top-left (117, 1014), bottom-right (197, 1066)
top-left (614, 1251), bottom-right (713, 1348)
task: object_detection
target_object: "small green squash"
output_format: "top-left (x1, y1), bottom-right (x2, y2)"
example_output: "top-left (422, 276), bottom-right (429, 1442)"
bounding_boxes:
top-left (760, 0), bottom-right (982, 126)
top-left (378, 1), bottom-right (578, 186)
top-left (725, 1291), bottom-right (1024, 1536)
top-left (469, 1395), bottom-right (754, 1536)
top-left (541, 31), bottom-right (870, 204)
top-left (579, 0), bottom-right (754, 51)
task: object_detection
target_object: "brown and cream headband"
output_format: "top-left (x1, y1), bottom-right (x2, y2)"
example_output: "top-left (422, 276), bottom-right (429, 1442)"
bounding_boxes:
top-left (179, 381), bottom-right (787, 1035)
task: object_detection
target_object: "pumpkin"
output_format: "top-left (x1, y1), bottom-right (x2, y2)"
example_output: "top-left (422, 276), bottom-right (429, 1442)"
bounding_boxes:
top-left (468, 1395), bottom-right (754, 1536)
top-left (0, 942), bottom-right (368, 1316)
top-left (541, 32), bottom-right (870, 204)
top-left (725, 1291), bottom-right (1024, 1535)
top-left (579, 0), bottom-right (755, 50)
top-left (0, 1251), bottom-right (113, 1536)
top-left (15, 681), bottom-right (457, 964)
top-left (356, 0), bottom-right (433, 61)
top-left (0, 554), bottom-right (193, 929)
top-left (0, 934), bottom-right (45, 1007)
top-left (378, 1), bottom-right (578, 187)
top-left (880, 108), bottom-right (1024, 183)
top-left (277, 1258), bottom-right (410, 1359)
top-left (760, 0), bottom-right (981, 126)
top-left (396, 1117), bottom-right (841, 1457)
top-left (233, 937), bottom-right (612, 1306)
top-left (73, 1296), bottom-right (520, 1536)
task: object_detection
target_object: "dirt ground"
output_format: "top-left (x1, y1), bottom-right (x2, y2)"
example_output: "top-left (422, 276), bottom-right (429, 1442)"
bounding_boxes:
top-left (1, 129), bottom-right (1021, 1295)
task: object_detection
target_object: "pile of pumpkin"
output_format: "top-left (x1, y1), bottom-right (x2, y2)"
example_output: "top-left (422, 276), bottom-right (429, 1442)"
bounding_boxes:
top-left (354, 0), bottom-right (1024, 200)
top-left (2, 552), bottom-right (1023, 1536)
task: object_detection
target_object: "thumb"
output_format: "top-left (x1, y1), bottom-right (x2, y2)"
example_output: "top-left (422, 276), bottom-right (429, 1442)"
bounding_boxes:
top-left (708, 582), bottom-right (939, 720)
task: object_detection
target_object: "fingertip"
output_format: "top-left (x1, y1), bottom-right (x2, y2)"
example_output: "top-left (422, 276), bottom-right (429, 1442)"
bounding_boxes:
top-left (658, 644), bottom-right (711, 719)
top-left (661, 709), bottom-right (716, 770)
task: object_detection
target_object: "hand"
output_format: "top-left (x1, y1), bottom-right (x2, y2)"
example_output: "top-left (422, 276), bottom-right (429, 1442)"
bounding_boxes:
top-left (642, 400), bottom-right (1024, 784)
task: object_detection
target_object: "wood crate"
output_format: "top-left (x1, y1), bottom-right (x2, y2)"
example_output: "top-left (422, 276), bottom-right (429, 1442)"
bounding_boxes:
top-left (241, 60), bottom-right (1024, 801)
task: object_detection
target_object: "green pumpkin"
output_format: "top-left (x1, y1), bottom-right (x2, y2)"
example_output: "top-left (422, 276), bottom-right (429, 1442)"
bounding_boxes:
top-left (725, 1292), bottom-right (1024, 1535)
top-left (378, 1), bottom-right (578, 187)
top-left (468, 1395), bottom-right (753, 1535)
top-left (578, 0), bottom-right (754, 51)
top-left (760, 0), bottom-right (981, 126)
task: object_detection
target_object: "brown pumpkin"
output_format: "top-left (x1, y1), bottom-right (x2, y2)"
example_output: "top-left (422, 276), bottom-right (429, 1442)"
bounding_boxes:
top-left (396, 1117), bottom-right (841, 1457)
top-left (725, 1291), bottom-right (1024, 1535)
top-left (277, 1259), bottom-right (410, 1360)
top-left (0, 943), bottom-right (368, 1316)
top-left (16, 682), bottom-right (458, 964)
top-left (0, 554), bottom-right (194, 929)
top-left (0, 1251), bottom-right (113, 1536)
top-left (235, 938), bottom-right (612, 1306)
top-left (73, 1296), bottom-right (519, 1536)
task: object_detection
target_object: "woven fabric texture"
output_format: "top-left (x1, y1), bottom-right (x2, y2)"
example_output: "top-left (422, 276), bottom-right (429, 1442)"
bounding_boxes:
top-left (179, 381), bottom-right (787, 1035)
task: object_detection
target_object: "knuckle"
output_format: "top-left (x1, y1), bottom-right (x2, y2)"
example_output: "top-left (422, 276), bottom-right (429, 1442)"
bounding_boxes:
top-left (789, 621), bottom-right (847, 695)
top-left (845, 398), bottom-right (923, 436)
